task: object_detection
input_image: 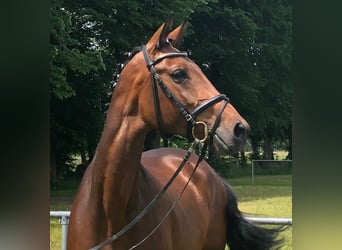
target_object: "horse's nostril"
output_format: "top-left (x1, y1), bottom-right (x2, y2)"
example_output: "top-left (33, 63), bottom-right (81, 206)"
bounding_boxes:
top-left (234, 122), bottom-right (246, 139)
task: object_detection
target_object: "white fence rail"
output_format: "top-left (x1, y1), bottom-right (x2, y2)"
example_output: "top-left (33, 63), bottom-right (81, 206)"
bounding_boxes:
top-left (50, 211), bottom-right (292, 249)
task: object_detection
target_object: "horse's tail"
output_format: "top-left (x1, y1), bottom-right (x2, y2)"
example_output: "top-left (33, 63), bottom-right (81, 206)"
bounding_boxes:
top-left (224, 182), bottom-right (285, 250)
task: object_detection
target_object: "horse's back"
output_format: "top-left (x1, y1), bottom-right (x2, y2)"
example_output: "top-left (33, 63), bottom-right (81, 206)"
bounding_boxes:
top-left (140, 148), bottom-right (227, 249)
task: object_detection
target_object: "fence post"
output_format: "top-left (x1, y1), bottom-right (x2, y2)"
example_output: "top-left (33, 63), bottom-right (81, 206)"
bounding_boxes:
top-left (251, 160), bottom-right (254, 184)
top-left (59, 215), bottom-right (69, 250)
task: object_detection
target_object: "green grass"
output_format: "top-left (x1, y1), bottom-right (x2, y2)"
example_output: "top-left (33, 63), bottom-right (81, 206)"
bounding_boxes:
top-left (228, 174), bottom-right (292, 186)
top-left (50, 218), bottom-right (64, 250)
top-left (50, 174), bottom-right (292, 250)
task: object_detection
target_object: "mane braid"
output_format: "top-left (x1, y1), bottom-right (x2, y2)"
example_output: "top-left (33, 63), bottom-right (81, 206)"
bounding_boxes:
top-left (122, 45), bottom-right (143, 67)
top-left (113, 45), bottom-right (143, 88)
top-left (129, 45), bottom-right (143, 60)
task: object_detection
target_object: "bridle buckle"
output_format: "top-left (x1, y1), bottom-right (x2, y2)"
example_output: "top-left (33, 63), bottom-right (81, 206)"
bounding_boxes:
top-left (185, 114), bottom-right (193, 122)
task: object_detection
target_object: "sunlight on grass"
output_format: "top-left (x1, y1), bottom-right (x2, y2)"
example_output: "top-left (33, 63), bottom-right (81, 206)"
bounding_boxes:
top-left (273, 150), bottom-right (289, 160)
top-left (50, 218), bottom-right (62, 250)
top-left (244, 150), bottom-right (289, 161)
top-left (239, 196), bottom-right (292, 217)
top-left (239, 197), bottom-right (292, 250)
top-left (224, 195), bottom-right (292, 250)
top-left (225, 175), bottom-right (292, 250)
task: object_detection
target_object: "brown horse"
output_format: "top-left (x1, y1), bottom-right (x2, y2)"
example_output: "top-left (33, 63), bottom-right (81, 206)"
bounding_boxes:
top-left (68, 18), bottom-right (283, 250)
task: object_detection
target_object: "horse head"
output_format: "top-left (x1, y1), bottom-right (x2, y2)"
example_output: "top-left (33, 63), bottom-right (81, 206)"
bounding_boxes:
top-left (115, 17), bottom-right (249, 155)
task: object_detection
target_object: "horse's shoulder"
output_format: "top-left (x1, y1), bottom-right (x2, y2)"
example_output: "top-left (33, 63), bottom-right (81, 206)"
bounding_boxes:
top-left (141, 147), bottom-right (220, 183)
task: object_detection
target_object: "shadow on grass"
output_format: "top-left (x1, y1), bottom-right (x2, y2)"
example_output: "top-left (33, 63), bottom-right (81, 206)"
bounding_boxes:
top-left (224, 175), bottom-right (292, 202)
top-left (50, 176), bottom-right (81, 209)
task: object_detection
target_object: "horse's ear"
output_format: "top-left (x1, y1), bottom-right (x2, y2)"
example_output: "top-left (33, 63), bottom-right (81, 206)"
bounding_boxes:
top-left (167, 20), bottom-right (188, 49)
top-left (158, 16), bottom-right (174, 49)
top-left (146, 16), bottom-right (174, 51)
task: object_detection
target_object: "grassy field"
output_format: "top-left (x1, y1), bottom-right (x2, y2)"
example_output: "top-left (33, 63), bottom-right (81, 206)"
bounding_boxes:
top-left (226, 175), bottom-right (292, 250)
top-left (50, 174), bottom-right (292, 250)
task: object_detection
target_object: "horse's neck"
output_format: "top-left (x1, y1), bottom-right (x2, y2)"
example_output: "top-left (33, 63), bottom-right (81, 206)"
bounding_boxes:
top-left (90, 100), bottom-right (147, 220)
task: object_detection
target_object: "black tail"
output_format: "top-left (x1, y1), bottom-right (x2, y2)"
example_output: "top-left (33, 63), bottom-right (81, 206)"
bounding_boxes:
top-left (224, 182), bottom-right (285, 250)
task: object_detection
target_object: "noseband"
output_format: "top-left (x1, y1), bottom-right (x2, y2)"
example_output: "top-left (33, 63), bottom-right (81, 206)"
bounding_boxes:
top-left (142, 45), bottom-right (230, 145)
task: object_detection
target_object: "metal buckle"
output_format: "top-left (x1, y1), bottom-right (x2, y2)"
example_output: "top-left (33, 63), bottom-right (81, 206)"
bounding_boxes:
top-left (185, 114), bottom-right (193, 122)
top-left (192, 121), bottom-right (208, 143)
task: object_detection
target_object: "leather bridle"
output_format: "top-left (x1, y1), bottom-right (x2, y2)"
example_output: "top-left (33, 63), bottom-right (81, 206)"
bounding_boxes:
top-left (142, 45), bottom-right (230, 145)
top-left (88, 45), bottom-right (230, 250)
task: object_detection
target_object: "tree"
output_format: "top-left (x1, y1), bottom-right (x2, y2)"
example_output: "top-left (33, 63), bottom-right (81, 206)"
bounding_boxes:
top-left (249, 0), bottom-right (292, 159)
top-left (50, 0), bottom-right (106, 184)
top-left (183, 0), bottom-right (262, 162)
top-left (183, 0), bottom-right (292, 160)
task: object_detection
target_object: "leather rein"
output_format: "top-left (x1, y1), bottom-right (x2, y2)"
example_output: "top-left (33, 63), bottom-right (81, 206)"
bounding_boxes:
top-left (89, 45), bottom-right (229, 250)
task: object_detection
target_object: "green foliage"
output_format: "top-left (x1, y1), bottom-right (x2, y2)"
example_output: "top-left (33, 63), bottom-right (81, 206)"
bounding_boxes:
top-left (184, 0), bottom-right (292, 159)
top-left (168, 135), bottom-right (193, 149)
top-left (50, 0), bottom-right (109, 183)
top-left (50, 0), bottom-right (105, 100)
top-left (50, 0), bottom-right (219, 181)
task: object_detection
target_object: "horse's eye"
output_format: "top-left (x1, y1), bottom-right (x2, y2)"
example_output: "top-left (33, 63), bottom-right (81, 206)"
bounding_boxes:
top-left (171, 69), bottom-right (188, 84)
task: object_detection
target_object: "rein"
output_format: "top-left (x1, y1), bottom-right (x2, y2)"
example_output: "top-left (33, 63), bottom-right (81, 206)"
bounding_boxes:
top-left (89, 45), bottom-right (229, 250)
top-left (128, 139), bottom-right (208, 250)
top-left (89, 140), bottom-right (207, 250)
